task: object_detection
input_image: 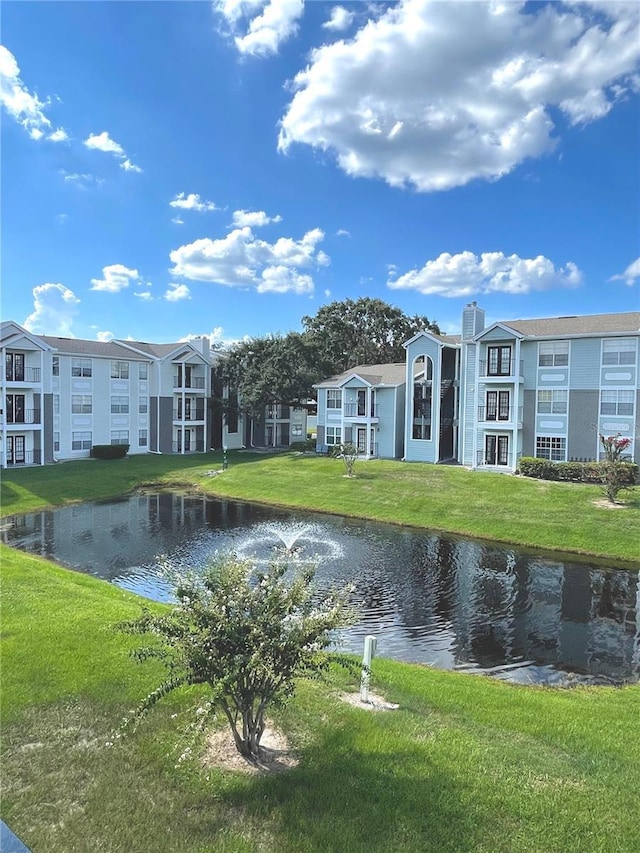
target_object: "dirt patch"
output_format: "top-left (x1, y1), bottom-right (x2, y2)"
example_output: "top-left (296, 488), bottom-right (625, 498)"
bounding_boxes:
top-left (338, 691), bottom-right (399, 711)
top-left (202, 723), bottom-right (298, 775)
top-left (593, 499), bottom-right (630, 510)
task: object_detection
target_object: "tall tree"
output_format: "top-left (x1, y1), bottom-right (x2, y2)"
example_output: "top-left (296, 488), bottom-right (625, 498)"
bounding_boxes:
top-left (302, 297), bottom-right (440, 373)
top-left (214, 332), bottom-right (320, 419)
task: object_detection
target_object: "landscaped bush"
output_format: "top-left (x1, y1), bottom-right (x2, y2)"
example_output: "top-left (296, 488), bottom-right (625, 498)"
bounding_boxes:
top-left (90, 444), bottom-right (129, 460)
top-left (290, 439), bottom-right (316, 452)
top-left (519, 457), bottom-right (638, 485)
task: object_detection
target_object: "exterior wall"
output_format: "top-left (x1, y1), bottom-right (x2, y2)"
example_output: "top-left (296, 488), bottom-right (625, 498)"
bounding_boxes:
top-left (158, 397), bottom-right (173, 453)
top-left (404, 336), bottom-right (441, 463)
top-left (567, 391), bottom-right (599, 460)
top-left (394, 385), bottom-right (406, 459)
top-left (376, 388), bottom-right (397, 458)
top-left (461, 344), bottom-right (476, 466)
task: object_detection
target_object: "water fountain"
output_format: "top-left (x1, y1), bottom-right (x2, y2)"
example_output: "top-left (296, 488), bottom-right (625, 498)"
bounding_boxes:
top-left (233, 521), bottom-right (344, 565)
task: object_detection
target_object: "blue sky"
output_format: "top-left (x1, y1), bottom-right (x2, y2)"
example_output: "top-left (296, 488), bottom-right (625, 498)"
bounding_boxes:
top-left (2, 0), bottom-right (639, 346)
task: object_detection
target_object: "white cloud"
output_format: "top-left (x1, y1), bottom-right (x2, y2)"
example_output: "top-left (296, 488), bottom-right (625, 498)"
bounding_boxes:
top-left (180, 326), bottom-right (246, 349)
top-left (23, 283), bottom-right (80, 336)
top-left (84, 131), bottom-right (124, 156)
top-left (97, 330), bottom-right (114, 342)
top-left (84, 131), bottom-right (141, 172)
top-left (336, 228), bottom-right (351, 237)
top-left (90, 264), bottom-right (141, 293)
top-left (172, 216), bottom-right (185, 225)
top-left (388, 251), bottom-right (583, 297)
top-left (121, 158), bottom-right (143, 173)
top-left (231, 209), bottom-right (282, 227)
top-left (164, 283), bottom-right (191, 302)
top-left (215, 0), bottom-right (304, 57)
top-left (59, 170), bottom-right (104, 188)
top-left (0, 46), bottom-right (68, 142)
top-left (279, 0), bottom-right (640, 192)
top-left (322, 6), bottom-right (355, 32)
top-left (169, 192), bottom-right (218, 212)
top-left (170, 225), bottom-right (328, 294)
top-left (610, 257), bottom-right (640, 286)
top-left (134, 291), bottom-right (154, 301)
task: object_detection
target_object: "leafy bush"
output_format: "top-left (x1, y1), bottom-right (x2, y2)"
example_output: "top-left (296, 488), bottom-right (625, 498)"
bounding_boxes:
top-left (519, 455), bottom-right (638, 489)
top-left (90, 444), bottom-right (129, 460)
top-left (290, 439), bottom-right (316, 452)
top-left (122, 556), bottom-right (356, 759)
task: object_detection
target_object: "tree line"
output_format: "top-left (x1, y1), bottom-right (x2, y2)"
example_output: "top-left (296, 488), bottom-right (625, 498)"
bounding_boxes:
top-left (214, 297), bottom-right (439, 418)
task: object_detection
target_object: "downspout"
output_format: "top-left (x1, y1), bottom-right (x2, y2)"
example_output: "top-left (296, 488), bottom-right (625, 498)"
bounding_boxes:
top-left (0, 345), bottom-right (5, 469)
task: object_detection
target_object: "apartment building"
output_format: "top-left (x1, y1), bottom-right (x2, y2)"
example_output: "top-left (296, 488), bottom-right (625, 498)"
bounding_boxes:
top-left (1, 321), bottom-right (213, 467)
top-left (315, 305), bottom-right (639, 470)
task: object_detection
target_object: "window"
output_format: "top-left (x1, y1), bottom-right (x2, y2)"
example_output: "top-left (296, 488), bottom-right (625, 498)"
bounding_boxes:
top-left (487, 345), bottom-right (512, 376)
top-left (536, 436), bottom-right (566, 462)
top-left (52, 356), bottom-right (59, 376)
top-left (138, 429), bottom-right (148, 447)
top-left (54, 395), bottom-right (60, 415)
top-left (54, 432), bottom-right (60, 452)
top-left (326, 426), bottom-right (341, 445)
top-left (327, 390), bottom-right (342, 409)
top-left (485, 435), bottom-right (509, 465)
top-left (292, 424), bottom-right (303, 436)
top-left (600, 390), bottom-right (634, 416)
top-left (539, 342), bottom-right (569, 367)
top-left (111, 395), bottom-right (130, 414)
top-left (138, 363), bottom-right (148, 380)
top-left (486, 390), bottom-right (510, 421)
top-left (71, 431), bottom-right (92, 450)
top-left (111, 430), bottom-right (129, 445)
top-left (139, 400), bottom-right (148, 414)
top-left (111, 360), bottom-right (129, 379)
top-left (72, 358), bottom-right (92, 377)
top-left (412, 355), bottom-right (433, 440)
top-left (537, 389), bottom-right (567, 414)
top-left (5, 353), bottom-right (25, 382)
top-left (602, 339), bottom-right (637, 366)
top-left (71, 394), bottom-right (92, 414)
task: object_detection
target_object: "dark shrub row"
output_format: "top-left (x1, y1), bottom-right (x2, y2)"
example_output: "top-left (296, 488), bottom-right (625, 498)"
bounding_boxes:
top-left (290, 439), bottom-right (317, 452)
top-left (518, 457), bottom-right (638, 484)
top-left (90, 444), bottom-right (130, 460)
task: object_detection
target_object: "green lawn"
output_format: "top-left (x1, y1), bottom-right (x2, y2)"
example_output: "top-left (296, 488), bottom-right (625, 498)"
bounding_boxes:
top-left (2, 546), bottom-right (639, 853)
top-left (1, 451), bottom-right (638, 561)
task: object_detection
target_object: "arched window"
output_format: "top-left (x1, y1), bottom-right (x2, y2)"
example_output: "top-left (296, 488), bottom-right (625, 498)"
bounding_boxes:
top-left (412, 355), bottom-right (433, 440)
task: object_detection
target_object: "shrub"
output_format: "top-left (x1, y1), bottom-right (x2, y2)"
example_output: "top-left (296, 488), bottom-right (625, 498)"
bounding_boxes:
top-left (599, 434), bottom-right (635, 502)
top-left (122, 556), bottom-right (356, 759)
top-left (290, 439), bottom-right (316, 452)
top-left (519, 454), bottom-right (638, 491)
top-left (90, 444), bottom-right (129, 460)
top-left (518, 457), bottom-right (556, 479)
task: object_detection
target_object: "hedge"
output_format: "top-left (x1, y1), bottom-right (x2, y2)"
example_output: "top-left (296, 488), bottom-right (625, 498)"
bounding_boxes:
top-left (518, 457), bottom-right (638, 485)
top-left (90, 444), bottom-right (130, 460)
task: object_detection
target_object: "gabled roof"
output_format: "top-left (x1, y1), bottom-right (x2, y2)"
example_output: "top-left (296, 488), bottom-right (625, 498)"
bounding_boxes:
top-left (116, 339), bottom-right (209, 362)
top-left (39, 336), bottom-right (146, 359)
top-left (404, 330), bottom-right (461, 348)
top-left (1, 321), bottom-right (54, 351)
top-left (496, 312), bottom-right (640, 339)
top-left (315, 362), bottom-right (407, 389)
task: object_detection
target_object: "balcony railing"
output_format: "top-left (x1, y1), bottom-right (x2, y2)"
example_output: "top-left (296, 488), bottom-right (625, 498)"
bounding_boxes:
top-left (477, 406), bottom-right (523, 424)
top-left (172, 409), bottom-right (205, 421)
top-left (478, 359), bottom-right (524, 379)
top-left (6, 449), bottom-right (42, 466)
top-left (173, 375), bottom-right (205, 389)
top-left (344, 402), bottom-right (379, 418)
top-left (5, 367), bottom-right (41, 383)
top-left (172, 440), bottom-right (205, 453)
top-left (4, 409), bottom-right (41, 425)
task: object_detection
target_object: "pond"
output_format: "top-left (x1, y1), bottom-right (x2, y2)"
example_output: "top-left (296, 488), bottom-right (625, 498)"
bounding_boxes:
top-left (2, 492), bottom-right (638, 687)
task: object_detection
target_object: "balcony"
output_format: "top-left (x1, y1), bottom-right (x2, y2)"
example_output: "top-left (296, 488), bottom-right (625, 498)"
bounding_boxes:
top-left (477, 406), bottom-right (523, 426)
top-left (6, 449), bottom-right (42, 466)
top-left (5, 367), bottom-right (41, 384)
top-left (172, 409), bottom-right (205, 422)
top-left (3, 409), bottom-right (42, 426)
top-left (344, 402), bottom-right (379, 419)
top-left (172, 375), bottom-right (205, 390)
top-left (478, 359), bottom-right (524, 381)
top-left (172, 440), bottom-right (205, 453)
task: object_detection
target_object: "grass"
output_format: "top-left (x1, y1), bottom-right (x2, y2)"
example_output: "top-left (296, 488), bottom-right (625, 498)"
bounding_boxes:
top-left (2, 546), bottom-right (639, 852)
top-left (1, 451), bottom-right (639, 561)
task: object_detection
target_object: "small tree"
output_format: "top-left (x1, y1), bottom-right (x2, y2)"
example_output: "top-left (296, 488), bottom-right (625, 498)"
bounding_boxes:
top-left (599, 433), bottom-right (633, 503)
top-left (122, 557), bottom-right (356, 759)
top-left (333, 442), bottom-right (358, 477)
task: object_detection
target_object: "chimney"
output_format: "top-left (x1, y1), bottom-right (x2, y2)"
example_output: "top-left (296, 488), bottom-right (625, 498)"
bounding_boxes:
top-left (462, 302), bottom-right (485, 340)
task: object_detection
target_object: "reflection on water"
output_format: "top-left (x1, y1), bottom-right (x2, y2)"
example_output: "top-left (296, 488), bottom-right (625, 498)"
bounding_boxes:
top-left (3, 492), bottom-right (639, 686)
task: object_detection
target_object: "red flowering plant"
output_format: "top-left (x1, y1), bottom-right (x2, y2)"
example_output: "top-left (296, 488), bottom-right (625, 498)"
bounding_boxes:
top-left (599, 433), bottom-right (633, 503)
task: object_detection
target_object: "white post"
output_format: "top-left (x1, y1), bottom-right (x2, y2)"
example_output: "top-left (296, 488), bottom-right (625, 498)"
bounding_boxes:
top-left (360, 635), bottom-right (377, 703)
